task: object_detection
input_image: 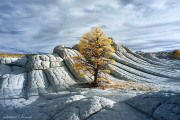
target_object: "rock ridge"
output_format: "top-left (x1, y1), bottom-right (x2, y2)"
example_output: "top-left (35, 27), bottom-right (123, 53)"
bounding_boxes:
top-left (0, 40), bottom-right (180, 120)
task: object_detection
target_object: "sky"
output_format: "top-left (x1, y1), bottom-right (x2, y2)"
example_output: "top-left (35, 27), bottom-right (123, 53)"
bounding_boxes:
top-left (0, 0), bottom-right (180, 53)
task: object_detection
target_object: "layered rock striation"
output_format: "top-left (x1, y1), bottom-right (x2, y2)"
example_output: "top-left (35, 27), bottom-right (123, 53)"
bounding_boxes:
top-left (0, 40), bottom-right (180, 120)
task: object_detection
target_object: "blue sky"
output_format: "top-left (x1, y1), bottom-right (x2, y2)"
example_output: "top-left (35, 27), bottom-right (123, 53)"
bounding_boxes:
top-left (0, 0), bottom-right (180, 53)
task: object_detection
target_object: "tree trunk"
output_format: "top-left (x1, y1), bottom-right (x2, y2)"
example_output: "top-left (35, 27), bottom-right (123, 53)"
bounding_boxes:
top-left (94, 68), bottom-right (98, 86)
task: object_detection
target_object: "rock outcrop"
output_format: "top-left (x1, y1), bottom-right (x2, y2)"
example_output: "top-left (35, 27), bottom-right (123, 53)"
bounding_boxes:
top-left (127, 91), bottom-right (180, 120)
top-left (0, 56), bottom-right (27, 66)
top-left (26, 53), bottom-right (64, 71)
top-left (54, 45), bottom-right (92, 82)
top-left (0, 40), bottom-right (180, 120)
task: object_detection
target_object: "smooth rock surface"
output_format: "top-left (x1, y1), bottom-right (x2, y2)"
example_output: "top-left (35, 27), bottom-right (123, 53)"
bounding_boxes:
top-left (127, 91), bottom-right (180, 120)
top-left (0, 56), bottom-right (27, 66)
top-left (0, 41), bottom-right (180, 120)
top-left (0, 73), bottom-right (27, 99)
top-left (26, 53), bottom-right (64, 71)
top-left (44, 67), bottom-right (76, 91)
top-left (0, 64), bottom-right (12, 76)
top-left (53, 45), bottom-right (91, 82)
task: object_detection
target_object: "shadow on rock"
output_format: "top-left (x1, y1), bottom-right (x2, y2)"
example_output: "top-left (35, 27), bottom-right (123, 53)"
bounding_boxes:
top-left (126, 91), bottom-right (180, 120)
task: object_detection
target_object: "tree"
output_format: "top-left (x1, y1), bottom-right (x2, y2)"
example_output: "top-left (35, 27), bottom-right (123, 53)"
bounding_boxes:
top-left (72, 27), bottom-right (115, 86)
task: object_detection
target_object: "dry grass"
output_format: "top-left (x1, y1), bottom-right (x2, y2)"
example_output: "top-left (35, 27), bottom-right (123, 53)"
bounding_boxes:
top-left (151, 53), bottom-right (157, 56)
top-left (102, 83), bottom-right (159, 91)
top-left (0, 53), bottom-right (25, 58)
top-left (138, 86), bottom-right (158, 91)
top-left (152, 52), bottom-right (172, 56)
top-left (102, 83), bottom-right (128, 88)
top-left (80, 81), bottom-right (159, 92)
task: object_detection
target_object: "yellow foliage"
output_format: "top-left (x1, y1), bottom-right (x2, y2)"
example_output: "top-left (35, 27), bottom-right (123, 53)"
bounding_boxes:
top-left (111, 59), bottom-right (115, 63)
top-left (107, 79), bottom-right (111, 83)
top-left (72, 27), bottom-right (115, 83)
top-left (109, 66), bottom-right (114, 70)
top-left (99, 77), bottom-right (106, 81)
top-left (78, 72), bottom-right (85, 78)
top-left (172, 50), bottom-right (180, 59)
top-left (133, 86), bottom-right (138, 90)
top-left (82, 35), bottom-right (88, 39)
top-left (102, 70), bottom-right (110, 74)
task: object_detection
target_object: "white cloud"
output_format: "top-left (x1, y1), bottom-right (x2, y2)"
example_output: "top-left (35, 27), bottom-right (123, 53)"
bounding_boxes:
top-left (0, 0), bottom-right (180, 53)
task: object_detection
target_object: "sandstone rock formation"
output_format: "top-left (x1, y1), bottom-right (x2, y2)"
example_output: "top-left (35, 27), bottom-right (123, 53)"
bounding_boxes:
top-left (0, 40), bottom-right (180, 120)
top-left (0, 56), bottom-right (27, 66)
top-left (26, 53), bottom-right (64, 71)
top-left (127, 91), bottom-right (180, 120)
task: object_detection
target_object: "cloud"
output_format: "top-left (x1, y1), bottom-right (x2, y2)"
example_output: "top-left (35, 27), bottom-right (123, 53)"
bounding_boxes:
top-left (0, 0), bottom-right (180, 53)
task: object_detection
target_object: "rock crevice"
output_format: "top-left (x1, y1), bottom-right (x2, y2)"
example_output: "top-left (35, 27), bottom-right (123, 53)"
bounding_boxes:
top-left (0, 41), bottom-right (180, 120)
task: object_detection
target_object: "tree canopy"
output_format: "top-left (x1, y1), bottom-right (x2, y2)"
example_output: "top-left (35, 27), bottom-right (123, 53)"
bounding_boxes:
top-left (72, 27), bottom-right (115, 86)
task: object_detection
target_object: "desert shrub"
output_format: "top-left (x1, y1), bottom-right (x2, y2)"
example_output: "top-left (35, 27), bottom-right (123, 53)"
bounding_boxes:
top-left (172, 50), bottom-right (180, 59)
